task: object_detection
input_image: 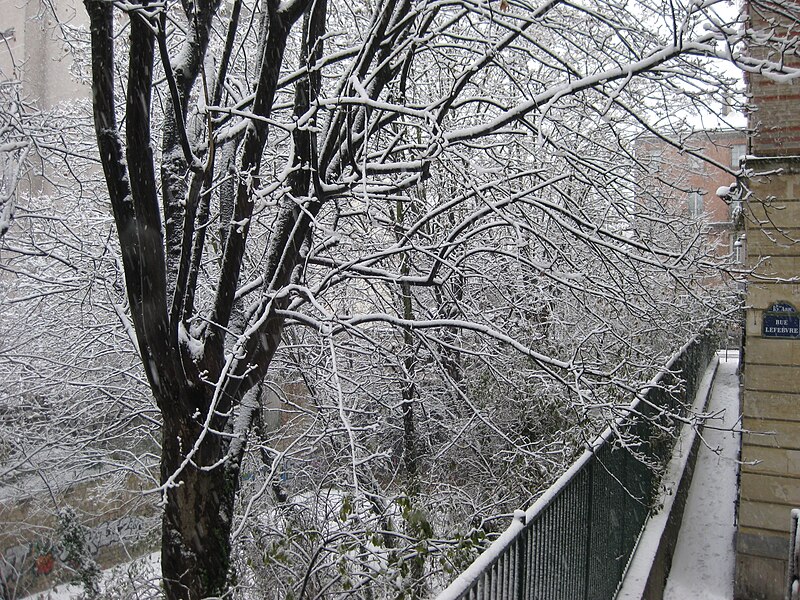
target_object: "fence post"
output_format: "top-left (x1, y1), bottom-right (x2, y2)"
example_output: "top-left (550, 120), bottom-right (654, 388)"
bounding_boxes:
top-left (514, 511), bottom-right (526, 600)
top-left (584, 460), bottom-right (594, 600)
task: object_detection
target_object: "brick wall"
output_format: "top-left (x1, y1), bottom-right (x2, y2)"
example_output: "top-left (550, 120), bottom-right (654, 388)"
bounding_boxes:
top-left (746, 0), bottom-right (800, 157)
top-left (635, 130), bottom-right (745, 255)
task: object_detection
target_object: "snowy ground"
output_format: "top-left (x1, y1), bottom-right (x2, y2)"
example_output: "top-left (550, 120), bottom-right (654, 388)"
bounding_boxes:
top-left (663, 352), bottom-right (741, 600)
top-left (22, 552), bottom-right (161, 600)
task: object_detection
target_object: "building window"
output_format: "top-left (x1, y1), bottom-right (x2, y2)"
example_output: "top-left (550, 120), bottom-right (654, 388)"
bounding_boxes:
top-left (731, 144), bottom-right (746, 168)
top-left (688, 191), bottom-right (704, 218)
top-left (733, 235), bottom-right (744, 264)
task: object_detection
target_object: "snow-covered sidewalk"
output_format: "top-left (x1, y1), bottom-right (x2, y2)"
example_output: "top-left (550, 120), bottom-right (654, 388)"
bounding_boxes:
top-left (663, 352), bottom-right (741, 600)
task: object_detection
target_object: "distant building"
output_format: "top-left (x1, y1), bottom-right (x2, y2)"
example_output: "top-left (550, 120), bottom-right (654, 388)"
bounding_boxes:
top-left (1, 0), bottom-right (88, 203)
top-left (0, 0), bottom-right (86, 106)
top-left (635, 129), bottom-right (746, 257)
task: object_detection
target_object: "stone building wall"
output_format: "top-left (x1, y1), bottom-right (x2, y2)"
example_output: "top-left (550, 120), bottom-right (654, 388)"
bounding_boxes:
top-left (737, 1), bottom-right (800, 592)
top-left (737, 162), bottom-right (800, 600)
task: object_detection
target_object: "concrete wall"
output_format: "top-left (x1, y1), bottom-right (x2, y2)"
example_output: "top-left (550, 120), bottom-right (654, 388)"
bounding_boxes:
top-left (737, 162), bottom-right (800, 600)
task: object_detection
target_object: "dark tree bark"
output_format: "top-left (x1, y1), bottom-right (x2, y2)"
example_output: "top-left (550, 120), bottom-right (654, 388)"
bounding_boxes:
top-left (84, 0), bottom-right (309, 596)
top-left (80, 0), bottom-right (771, 595)
top-left (84, 0), bottom-right (418, 593)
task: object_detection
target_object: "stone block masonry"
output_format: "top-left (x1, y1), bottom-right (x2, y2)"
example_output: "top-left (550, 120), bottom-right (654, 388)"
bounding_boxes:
top-left (737, 158), bottom-right (800, 600)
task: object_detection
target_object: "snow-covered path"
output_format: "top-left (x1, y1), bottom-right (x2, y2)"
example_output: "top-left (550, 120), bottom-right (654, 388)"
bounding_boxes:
top-left (663, 352), bottom-right (741, 600)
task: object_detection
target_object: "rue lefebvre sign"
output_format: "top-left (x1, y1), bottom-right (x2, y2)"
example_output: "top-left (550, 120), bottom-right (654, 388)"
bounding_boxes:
top-left (763, 301), bottom-right (800, 339)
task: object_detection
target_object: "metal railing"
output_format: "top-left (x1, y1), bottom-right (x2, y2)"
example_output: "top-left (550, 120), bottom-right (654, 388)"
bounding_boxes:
top-left (436, 332), bottom-right (717, 600)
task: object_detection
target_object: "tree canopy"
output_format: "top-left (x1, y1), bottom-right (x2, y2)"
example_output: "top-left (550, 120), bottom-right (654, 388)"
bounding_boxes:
top-left (3, 0), bottom-right (799, 596)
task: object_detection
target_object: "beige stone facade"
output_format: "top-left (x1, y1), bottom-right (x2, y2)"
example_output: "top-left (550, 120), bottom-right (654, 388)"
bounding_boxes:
top-left (736, 1), bottom-right (800, 594)
top-left (737, 163), bottom-right (800, 600)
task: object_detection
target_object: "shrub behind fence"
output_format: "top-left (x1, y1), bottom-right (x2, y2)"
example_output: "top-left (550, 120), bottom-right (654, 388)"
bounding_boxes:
top-left (436, 331), bottom-right (717, 600)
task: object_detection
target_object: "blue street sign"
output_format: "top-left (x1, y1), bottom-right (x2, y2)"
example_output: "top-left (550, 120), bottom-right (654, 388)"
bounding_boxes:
top-left (763, 302), bottom-right (800, 339)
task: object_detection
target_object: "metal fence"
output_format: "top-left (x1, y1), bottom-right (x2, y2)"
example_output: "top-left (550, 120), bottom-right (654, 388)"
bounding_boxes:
top-left (436, 332), bottom-right (717, 600)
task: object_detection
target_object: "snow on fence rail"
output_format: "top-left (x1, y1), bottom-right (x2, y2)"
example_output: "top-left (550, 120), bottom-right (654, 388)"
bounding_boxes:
top-left (435, 331), bottom-right (717, 600)
top-left (789, 509), bottom-right (800, 600)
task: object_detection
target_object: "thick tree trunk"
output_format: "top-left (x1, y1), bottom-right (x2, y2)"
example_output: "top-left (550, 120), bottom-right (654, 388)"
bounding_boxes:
top-left (84, 0), bottom-right (424, 593)
top-left (160, 409), bottom-right (239, 600)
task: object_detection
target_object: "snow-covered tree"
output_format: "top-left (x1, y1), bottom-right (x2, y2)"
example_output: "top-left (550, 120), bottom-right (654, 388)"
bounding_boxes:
top-left (75, 0), bottom-right (800, 596)
top-left (0, 83), bottom-right (158, 590)
top-left (0, 78), bottom-right (30, 239)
